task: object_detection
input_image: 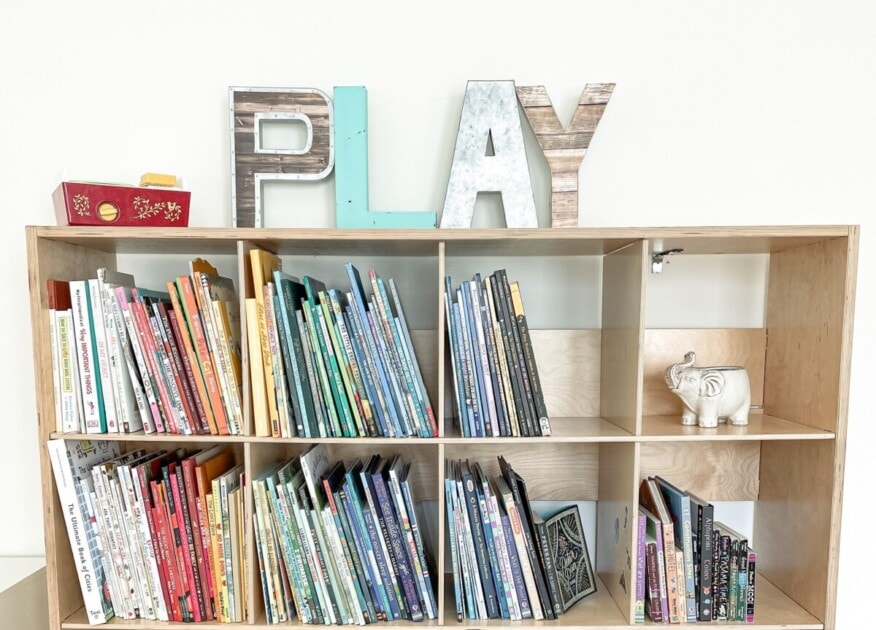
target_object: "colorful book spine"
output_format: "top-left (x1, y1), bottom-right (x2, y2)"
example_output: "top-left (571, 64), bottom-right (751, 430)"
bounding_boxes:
top-left (635, 512), bottom-right (646, 623)
top-left (70, 281), bottom-right (105, 432)
top-left (746, 549), bottom-right (757, 623)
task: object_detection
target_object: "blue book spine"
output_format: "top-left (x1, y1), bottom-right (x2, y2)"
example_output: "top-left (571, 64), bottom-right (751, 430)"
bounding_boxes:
top-left (454, 293), bottom-right (481, 436)
top-left (400, 476), bottom-right (438, 618)
top-left (344, 304), bottom-right (386, 437)
top-left (501, 513), bottom-right (532, 619)
top-left (450, 301), bottom-right (475, 438)
top-left (459, 282), bottom-right (488, 437)
top-left (339, 483), bottom-right (386, 620)
top-left (272, 293), bottom-right (300, 436)
top-left (345, 264), bottom-right (403, 436)
top-left (275, 274), bottom-right (314, 437)
top-left (371, 470), bottom-right (423, 621)
top-left (461, 467), bottom-right (499, 618)
top-left (477, 483), bottom-right (509, 618)
top-left (351, 470), bottom-right (403, 620)
top-left (444, 477), bottom-right (464, 621)
top-left (367, 306), bottom-right (413, 436)
top-left (344, 298), bottom-right (392, 437)
top-left (480, 283), bottom-right (510, 436)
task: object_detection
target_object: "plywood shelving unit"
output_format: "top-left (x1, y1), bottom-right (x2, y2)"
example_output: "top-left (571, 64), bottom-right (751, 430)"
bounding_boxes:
top-left (27, 225), bottom-right (857, 630)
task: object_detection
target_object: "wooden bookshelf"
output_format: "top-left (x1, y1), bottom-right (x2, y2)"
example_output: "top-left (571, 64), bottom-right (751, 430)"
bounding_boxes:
top-left (27, 226), bottom-right (857, 630)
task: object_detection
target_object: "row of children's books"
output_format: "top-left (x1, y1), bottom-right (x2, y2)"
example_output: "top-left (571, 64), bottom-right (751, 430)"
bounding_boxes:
top-left (252, 445), bottom-right (437, 625)
top-left (247, 250), bottom-right (437, 439)
top-left (444, 271), bottom-right (551, 437)
top-left (445, 457), bottom-right (596, 622)
top-left (47, 261), bottom-right (244, 435)
top-left (637, 476), bottom-right (757, 624)
top-left (48, 439), bottom-right (246, 624)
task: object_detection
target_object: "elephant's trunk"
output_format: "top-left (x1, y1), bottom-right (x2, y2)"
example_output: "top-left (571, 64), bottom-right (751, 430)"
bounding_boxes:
top-left (665, 351), bottom-right (696, 389)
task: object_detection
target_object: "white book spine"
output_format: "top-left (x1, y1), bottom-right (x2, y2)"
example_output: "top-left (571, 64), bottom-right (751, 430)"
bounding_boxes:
top-left (211, 300), bottom-right (243, 434)
top-left (288, 488), bottom-right (334, 623)
top-left (101, 285), bottom-right (142, 433)
top-left (114, 288), bottom-right (158, 433)
top-left (456, 477), bottom-right (487, 619)
top-left (485, 488), bottom-right (520, 620)
top-left (503, 493), bottom-right (543, 620)
top-left (106, 291), bottom-right (148, 433)
top-left (70, 281), bottom-right (103, 433)
top-left (112, 466), bottom-right (151, 618)
top-left (88, 279), bottom-right (118, 433)
top-left (147, 314), bottom-right (190, 434)
top-left (322, 504), bottom-right (365, 625)
top-left (46, 439), bottom-right (112, 625)
top-left (130, 466), bottom-right (169, 621)
top-left (92, 466), bottom-right (135, 618)
top-left (57, 310), bottom-right (80, 432)
top-left (468, 281), bottom-right (499, 437)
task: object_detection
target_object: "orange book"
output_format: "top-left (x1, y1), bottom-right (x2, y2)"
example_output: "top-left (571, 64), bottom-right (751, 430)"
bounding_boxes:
top-left (249, 249), bottom-right (282, 435)
top-left (167, 280), bottom-right (217, 434)
top-left (176, 275), bottom-right (229, 435)
top-left (195, 450), bottom-right (235, 621)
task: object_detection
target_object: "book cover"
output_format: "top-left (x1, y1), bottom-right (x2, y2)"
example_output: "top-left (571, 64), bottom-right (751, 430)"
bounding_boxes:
top-left (639, 478), bottom-right (680, 623)
top-left (47, 439), bottom-right (120, 624)
top-left (70, 280), bottom-right (106, 433)
top-left (274, 271), bottom-right (312, 436)
top-left (493, 477), bottom-right (544, 621)
top-left (746, 549), bottom-right (757, 623)
top-left (654, 475), bottom-right (697, 622)
top-left (640, 506), bottom-right (668, 622)
top-left (532, 511), bottom-right (565, 615)
top-left (248, 249), bottom-right (282, 435)
top-left (498, 456), bottom-right (554, 619)
top-left (644, 542), bottom-right (663, 622)
top-left (635, 511), bottom-right (646, 623)
top-left (688, 490), bottom-right (714, 621)
top-left (544, 504), bottom-right (597, 610)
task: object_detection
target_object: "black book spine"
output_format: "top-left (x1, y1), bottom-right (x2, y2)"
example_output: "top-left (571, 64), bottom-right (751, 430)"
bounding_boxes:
top-left (711, 528), bottom-right (719, 620)
top-left (461, 465), bottom-right (500, 619)
top-left (746, 550), bottom-right (756, 623)
top-left (697, 503), bottom-right (714, 621)
top-left (498, 270), bottom-right (539, 435)
top-left (500, 461), bottom-right (554, 619)
top-left (534, 518), bottom-right (564, 616)
top-left (510, 284), bottom-right (549, 435)
top-left (492, 273), bottom-right (533, 436)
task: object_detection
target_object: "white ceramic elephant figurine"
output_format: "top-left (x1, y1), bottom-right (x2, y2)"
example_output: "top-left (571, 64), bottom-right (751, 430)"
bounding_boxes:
top-left (664, 351), bottom-right (751, 428)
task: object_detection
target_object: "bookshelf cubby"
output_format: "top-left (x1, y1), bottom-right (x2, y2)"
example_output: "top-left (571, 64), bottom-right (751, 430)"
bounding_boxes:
top-left (27, 225), bottom-right (857, 630)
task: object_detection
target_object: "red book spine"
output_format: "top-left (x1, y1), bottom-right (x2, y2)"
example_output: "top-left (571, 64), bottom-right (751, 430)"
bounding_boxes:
top-left (168, 469), bottom-right (203, 621)
top-left (170, 464), bottom-right (206, 621)
top-left (130, 297), bottom-right (174, 433)
top-left (150, 481), bottom-right (182, 621)
top-left (154, 302), bottom-right (200, 434)
top-left (179, 276), bottom-right (230, 435)
top-left (157, 478), bottom-right (194, 621)
top-left (134, 466), bottom-right (173, 619)
top-left (168, 309), bottom-right (211, 434)
top-left (182, 458), bottom-right (214, 620)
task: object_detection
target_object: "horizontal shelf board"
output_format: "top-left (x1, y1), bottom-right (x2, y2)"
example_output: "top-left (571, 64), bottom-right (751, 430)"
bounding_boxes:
top-left (443, 573), bottom-right (630, 628)
top-left (31, 225), bottom-right (853, 256)
top-left (443, 417), bottom-right (635, 443)
top-left (255, 611), bottom-right (442, 628)
top-left (641, 413), bottom-right (836, 441)
top-left (62, 608), bottom-right (233, 628)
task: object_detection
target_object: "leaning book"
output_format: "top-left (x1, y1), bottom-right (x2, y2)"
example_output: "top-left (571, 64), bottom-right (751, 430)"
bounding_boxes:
top-left (47, 438), bottom-right (121, 625)
top-left (544, 505), bottom-right (597, 610)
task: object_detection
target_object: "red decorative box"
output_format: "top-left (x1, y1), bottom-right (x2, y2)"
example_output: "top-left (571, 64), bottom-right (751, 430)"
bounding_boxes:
top-left (53, 182), bottom-right (191, 227)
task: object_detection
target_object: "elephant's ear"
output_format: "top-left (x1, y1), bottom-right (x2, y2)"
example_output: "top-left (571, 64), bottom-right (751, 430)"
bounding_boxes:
top-left (699, 370), bottom-right (725, 398)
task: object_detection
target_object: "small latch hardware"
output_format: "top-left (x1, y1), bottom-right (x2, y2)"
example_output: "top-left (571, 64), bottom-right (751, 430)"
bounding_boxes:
top-left (651, 248), bottom-right (684, 274)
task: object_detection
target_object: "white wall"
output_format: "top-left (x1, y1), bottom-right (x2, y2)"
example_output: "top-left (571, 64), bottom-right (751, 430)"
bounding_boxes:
top-left (1, 1), bottom-right (873, 626)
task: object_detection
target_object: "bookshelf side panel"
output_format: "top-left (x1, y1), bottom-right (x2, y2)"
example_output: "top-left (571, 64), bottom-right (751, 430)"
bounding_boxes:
top-left (601, 241), bottom-right (647, 434)
top-left (27, 231), bottom-right (117, 629)
top-left (764, 236), bottom-right (850, 432)
top-left (596, 441), bottom-right (638, 622)
top-left (758, 439), bottom-right (836, 624)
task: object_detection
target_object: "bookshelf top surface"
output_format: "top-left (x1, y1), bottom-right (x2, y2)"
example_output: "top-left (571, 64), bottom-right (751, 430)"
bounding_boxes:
top-left (28, 225), bottom-right (854, 256)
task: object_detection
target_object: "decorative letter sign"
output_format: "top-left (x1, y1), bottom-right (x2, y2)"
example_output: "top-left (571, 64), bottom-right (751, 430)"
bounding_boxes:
top-left (230, 87), bottom-right (334, 228)
top-left (334, 86), bottom-right (436, 228)
top-left (440, 81), bottom-right (538, 228)
top-left (516, 84), bottom-right (614, 227)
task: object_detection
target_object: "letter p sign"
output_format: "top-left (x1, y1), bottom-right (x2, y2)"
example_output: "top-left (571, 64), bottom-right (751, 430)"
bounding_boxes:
top-left (230, 87), bottom-right (334, 227)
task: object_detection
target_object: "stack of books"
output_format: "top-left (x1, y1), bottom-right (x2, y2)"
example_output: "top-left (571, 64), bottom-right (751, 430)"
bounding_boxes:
top-left (637, 476), bottom-right (757, 624)
top-left (46, 260), bottom-right (243, 435)
top-left (444, 271), bottom-right (550, 437)
top-left (252, 445), bottom-right (437, 624)
top-left (445, 456), bottom-right (596, 622)
top-left (246, 250), bottom-right (436, 439)
top-left (47, 439), bottom-right (245, 624)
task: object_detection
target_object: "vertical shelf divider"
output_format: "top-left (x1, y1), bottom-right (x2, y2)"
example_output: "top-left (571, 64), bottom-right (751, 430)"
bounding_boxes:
top-left (597, 239), bottom-right (647, 622)
top-left (437, 241), bottom-right (446, 437)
